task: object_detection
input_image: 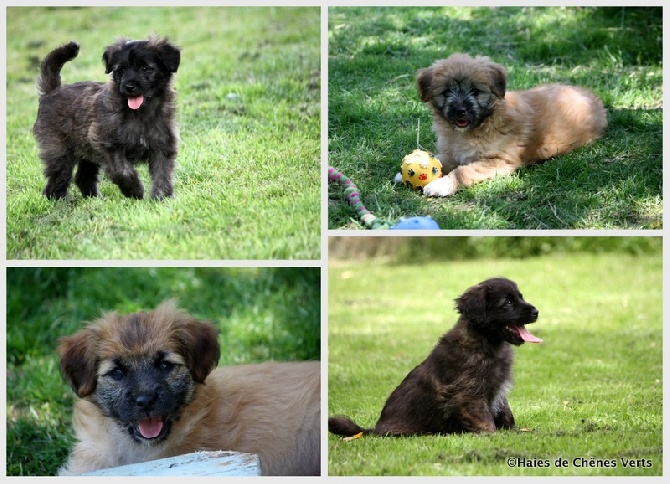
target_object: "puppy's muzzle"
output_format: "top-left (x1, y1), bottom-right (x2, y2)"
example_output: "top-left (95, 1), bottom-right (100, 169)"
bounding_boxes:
top-left (134, 392), bottom-right (157, 411)
top-left (121, 80), bottom-right (145, 110)
top-left (509, 304), bottom-right (541, 344)
top-left (448, 101), bottom-right (473, 128)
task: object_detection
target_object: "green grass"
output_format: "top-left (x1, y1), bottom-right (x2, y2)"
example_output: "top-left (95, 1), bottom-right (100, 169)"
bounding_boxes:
top-left (6, 267), bottom-right (321, 476)
top-left (328, 7), bottom-right (662, 229)
top-left (6, 7), bottom-right (320, 259)
top-left (328, 251), bottom-right (662, 476)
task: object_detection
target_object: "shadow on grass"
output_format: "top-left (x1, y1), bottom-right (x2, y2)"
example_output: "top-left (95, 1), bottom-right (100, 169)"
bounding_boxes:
top-left (331, 7), bottom-right (662, 67)
top-left (329, 105), bottom-right (661, 230)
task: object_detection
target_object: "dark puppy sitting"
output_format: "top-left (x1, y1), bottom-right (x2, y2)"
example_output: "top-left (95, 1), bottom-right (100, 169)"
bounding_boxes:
top-left (329, 277), bottom-right (541, 437)
top-left (33, 36), bottom-right (180, 200)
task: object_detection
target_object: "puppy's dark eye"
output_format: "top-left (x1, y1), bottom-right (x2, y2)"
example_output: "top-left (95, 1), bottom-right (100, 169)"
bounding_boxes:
top-left (157, 360), bottom-right (174, 372)
top-left (504, 297), bottom-right (514, 307)
top-left (471, 88), bottom-right (481, 97)
top-left (141, 65), bottom-right (153, 73)
top-left (109, 367), bottom-right (126, 380)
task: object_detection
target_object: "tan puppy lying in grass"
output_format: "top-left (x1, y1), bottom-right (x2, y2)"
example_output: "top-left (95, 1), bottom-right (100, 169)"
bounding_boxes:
top-left (413, 53), bottom-right (607, 197)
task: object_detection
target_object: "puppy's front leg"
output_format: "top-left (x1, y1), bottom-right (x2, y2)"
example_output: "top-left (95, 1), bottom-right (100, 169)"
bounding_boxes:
top-left (422, 173), bottom-right (459, 197)
top-left (493, 396), bottom-right (516, 430)
top-left (423, 157), bottom-right (521, 197)
top-left (106, 152), bottom-right (144, 199)
top-left (148, 151), bottom-right (175, 200)
top-left (459, 400), bottom-right (496, 433)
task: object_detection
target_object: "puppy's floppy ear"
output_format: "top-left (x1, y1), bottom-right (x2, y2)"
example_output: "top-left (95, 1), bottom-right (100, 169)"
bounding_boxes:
top-left (102, 39), bottom-right (127, 74)
top-left (146, 36), bottom-right (180, 73)
top-left (157, 300), bottom-right (220, 383)
top-left (150, 300), bottom-right (219, 383)
top-left (416, 66), bottom-right (434, 102)
top-left (174, 318), bottom-right (220, 383)
top-left (58, 328), bottom-right (99, 398)
top-left (102, 48), bottom-right (116, 74)
top-left (455, 284), bottom-right (488, 322)
top-left (157, 43), bottom-right (180, 73)
top-left (487, 62), bottom-right (506, 98)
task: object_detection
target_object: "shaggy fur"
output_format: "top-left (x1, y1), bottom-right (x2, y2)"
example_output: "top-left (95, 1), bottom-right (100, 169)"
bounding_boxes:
top-left (328, 278), bottom-right (541, 437)
top-left (33, 36), bottom-right (180, 200)
top-left (412, 53), bottom-right (608, 197)
top-left (57, 300), bottom-right (320, 476)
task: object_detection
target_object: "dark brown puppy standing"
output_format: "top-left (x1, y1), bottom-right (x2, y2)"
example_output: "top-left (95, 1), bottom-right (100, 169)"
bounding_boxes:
top-left (33, 36), bottom-right (180, 200)
top-left (329, 278), bottom-right (541, 437)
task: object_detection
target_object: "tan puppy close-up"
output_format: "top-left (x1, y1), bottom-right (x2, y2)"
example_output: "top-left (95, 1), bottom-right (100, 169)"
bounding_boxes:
top-left (57, 300), bottom-right (321, 476)
top-left (414, 53), bottom-right (608, 197)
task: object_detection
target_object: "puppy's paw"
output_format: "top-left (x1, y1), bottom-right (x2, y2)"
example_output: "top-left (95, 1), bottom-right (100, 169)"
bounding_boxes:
top-left (394, 172), bottom-right (403, 184)
top-left (124, 185), bottom-right (144, 199)
top-left (422, 176), bottom-right (457, 197)
top-left (43, 187), bottom-right (69, 200)
top-left (151, 187), bottom-right (174, 200)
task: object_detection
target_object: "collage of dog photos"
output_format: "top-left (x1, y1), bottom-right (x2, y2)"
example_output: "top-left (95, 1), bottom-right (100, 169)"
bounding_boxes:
top-left (2, 3), bottom-right (664, 482)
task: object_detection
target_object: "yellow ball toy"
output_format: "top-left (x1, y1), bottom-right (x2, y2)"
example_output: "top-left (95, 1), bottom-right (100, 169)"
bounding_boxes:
top-left (400, 149), bottom-right (443, 190)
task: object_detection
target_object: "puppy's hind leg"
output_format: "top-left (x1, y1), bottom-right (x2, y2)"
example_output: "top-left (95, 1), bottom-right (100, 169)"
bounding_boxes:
top-left (74, 159), bottom-right (100, 197)
top-left (43, 154), bottom-right (76, 199)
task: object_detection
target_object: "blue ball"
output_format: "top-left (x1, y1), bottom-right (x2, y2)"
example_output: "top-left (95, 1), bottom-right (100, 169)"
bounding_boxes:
top-left (390, 216), bottom-right (440, 230)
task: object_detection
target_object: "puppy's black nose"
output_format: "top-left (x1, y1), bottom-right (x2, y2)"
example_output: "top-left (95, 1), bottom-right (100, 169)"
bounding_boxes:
top-left (135, 393), bottom-right (156, 410)
top-left (124, 81), bottom-right (138, 94)
top-left (531, 308), bottom-right (539, 319)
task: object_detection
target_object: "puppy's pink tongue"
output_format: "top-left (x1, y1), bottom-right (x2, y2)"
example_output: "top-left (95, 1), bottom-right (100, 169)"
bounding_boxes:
top-left (138, 417), bottom-right (163, 438)
top-left (512, 325), bottom-right (542, 343)
top-left (128, 96), bottom-right (144, 110)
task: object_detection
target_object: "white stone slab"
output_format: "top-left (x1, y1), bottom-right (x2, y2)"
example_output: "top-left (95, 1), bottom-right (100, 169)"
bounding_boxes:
top-left (79, 451), bottom-right (262, 476)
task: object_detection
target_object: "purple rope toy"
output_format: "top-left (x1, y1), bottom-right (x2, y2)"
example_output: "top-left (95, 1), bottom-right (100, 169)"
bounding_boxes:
top-left (328, 166), bottom-right (440, 230)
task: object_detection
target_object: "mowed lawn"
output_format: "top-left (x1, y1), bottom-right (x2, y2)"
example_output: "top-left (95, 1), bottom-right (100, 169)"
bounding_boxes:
top-left (328, 254), bottom-right (662, 475)
top-left (6, 7), bottom-right (320, 260)
top-left (328, 7), bottom-right (662, 229)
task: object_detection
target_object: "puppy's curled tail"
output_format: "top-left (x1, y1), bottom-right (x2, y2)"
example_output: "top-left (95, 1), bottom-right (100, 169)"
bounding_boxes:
top-left (37, 41), bottom-right (80, 95)
top-left (328, 415), bottom-right (372, 439)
